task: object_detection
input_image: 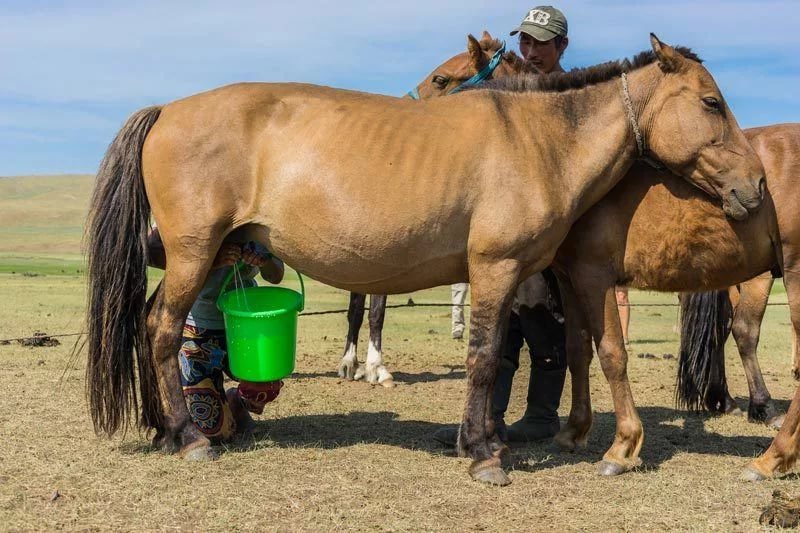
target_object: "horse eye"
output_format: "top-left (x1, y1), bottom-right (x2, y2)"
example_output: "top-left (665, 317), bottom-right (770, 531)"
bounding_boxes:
top-left (432, 75), bottom-right (449, 88)
top-left (702, 97), bottom-right (721, 110)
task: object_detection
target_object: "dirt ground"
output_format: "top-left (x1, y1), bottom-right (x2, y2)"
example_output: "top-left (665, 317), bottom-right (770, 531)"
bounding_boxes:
top-left (1, 272), bottom-right (798, 531)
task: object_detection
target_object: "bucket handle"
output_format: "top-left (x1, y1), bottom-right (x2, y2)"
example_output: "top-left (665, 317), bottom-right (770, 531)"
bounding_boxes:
top-left (216, 258), bottom-right (305, 312)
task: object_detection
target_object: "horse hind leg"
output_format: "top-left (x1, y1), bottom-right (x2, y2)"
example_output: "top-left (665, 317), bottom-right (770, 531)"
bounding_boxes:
top-left (360, 294), bottom-right (394, 387)
top-left (553, 277), bottom-right (594, 452)
top-left (731, 275), bottom-right (782, 427)
top-left (149, 254), bottom-right (217, 461)
top-left (339, 292), bottom-right (366, 380)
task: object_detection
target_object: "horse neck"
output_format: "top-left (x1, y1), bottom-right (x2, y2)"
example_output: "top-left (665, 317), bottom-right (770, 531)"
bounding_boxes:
top-left (511, 72), bottom-right (649, 219)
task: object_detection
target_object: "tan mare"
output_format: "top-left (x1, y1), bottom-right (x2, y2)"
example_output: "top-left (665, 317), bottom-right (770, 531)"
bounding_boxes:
top-left (85, 35), bottom-right (763, 486)
top-left (403, 37), bottom-right (798, 479)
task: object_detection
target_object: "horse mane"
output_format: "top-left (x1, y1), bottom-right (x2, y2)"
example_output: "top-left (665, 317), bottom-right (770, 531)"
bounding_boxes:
top-left (473, 46), bottom-right (703, 94)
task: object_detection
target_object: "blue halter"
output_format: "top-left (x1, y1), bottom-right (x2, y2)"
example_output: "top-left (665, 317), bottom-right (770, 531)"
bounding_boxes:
top-left (406, 42), bottom-right (506, 100)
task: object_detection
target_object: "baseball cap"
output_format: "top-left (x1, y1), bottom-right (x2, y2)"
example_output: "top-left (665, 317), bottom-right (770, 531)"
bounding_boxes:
top-left (510, 6), bottom-right (568, 41)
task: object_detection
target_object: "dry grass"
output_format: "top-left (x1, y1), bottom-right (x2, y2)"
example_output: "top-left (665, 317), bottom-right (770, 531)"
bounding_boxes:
top-left (1, 270), bottom-right (798, 531)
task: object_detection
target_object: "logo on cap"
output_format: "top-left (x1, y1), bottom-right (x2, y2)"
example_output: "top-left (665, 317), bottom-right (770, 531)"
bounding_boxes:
top-left (524, 9), bottom-right (551, 26)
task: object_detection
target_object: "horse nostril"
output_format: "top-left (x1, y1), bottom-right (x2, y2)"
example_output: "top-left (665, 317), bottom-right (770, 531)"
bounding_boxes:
top-left (759, 177), bottom-right (766, 200)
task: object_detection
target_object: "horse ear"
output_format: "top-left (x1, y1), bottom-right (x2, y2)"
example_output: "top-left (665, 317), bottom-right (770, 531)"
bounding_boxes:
top-left (481, 30), bottom-right (493, 42)
top-left (650, 33), bottom-right (681, 73)
top-left (467, 34), bottom-right (489, 70)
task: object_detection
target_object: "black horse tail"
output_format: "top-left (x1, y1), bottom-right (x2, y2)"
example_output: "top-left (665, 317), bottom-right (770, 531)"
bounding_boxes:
top-left (85, 106), bottom-right (162, 436)
top-left (675, 290), bottom-right (733, 412)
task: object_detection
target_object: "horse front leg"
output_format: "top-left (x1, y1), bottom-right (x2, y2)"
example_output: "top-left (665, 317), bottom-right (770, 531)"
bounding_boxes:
top-left (574, 269), bottom-right (643, 476)
top-left (148, 257), bottom-right (216, 461)
top-left (731, 274), bottom-right (782, 427)
top-left (457, 260), bottom-right (519, 486)
top-left (360, 294), bottom-right (393, 387)
top-left (339, 292), bottom-right (366, 380)
top-left (746, 267), bottom-right (800, 479)
top-left (553, 276), bottom-right (594, 452)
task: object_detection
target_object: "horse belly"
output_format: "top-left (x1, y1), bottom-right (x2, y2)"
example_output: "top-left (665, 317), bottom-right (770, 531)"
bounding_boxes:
top-left (252, 180), bottom-right (469, 293)
top-left (625, 221), bottom-right (775, 292)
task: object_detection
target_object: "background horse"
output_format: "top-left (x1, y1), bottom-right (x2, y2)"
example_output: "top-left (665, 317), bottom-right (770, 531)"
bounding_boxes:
top-left (546, 124), bottom-right (800, 478)
top-left (674, 125), bottom-right (800, 435)
top-left (85, 36), bottom-right (763, 486)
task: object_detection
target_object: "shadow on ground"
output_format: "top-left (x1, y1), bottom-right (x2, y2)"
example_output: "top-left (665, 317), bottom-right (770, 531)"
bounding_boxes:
top-left (291, 364), bottom-right (466, 384)
top-left (208, 406), bottom-right (776, 473)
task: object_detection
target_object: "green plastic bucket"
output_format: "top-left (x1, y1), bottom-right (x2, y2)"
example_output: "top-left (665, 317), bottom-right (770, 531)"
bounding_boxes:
top-left (216, 261), bottom-right (305, 382)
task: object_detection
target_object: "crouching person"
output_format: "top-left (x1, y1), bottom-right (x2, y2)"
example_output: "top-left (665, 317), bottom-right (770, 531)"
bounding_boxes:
top-left (147, 229), bottom-right (285, 441)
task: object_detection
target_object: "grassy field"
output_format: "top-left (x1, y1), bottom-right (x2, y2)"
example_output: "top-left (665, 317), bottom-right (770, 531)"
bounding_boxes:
top-left (0, 176), bottom-right (798, 531)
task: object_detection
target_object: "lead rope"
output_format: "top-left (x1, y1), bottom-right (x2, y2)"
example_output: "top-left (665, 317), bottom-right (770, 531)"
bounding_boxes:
top-left (621, 72), bottom-right (666, 171)
top-left (620, 72), bottom-right (645, 157)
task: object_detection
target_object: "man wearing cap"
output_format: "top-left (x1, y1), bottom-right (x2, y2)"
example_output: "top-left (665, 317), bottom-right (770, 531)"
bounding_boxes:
top-left (435, 5), bottom-right (570, 447)
top-left (512, 5), bottom-right (569, 74)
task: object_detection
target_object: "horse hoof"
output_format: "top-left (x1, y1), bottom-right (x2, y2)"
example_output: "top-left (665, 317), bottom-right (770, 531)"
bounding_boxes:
top-left (598, 460), bottom-right (628, 476)
top-left (353, 367), bottom-right (366, 381)
top-left (379, 378), bottom-right (395, 388)
top-left (182, 446), bottom-right (218, 462)
top-left (741, 466), bottom-right (769, 482)
top-left (768, 414), bottom-right (786, 431)
top-left (469, 460), bottom-right (511, 486)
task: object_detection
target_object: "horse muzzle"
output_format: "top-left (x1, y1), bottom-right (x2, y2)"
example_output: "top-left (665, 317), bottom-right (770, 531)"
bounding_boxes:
top-left (722, 177), bottom-right (765, 221)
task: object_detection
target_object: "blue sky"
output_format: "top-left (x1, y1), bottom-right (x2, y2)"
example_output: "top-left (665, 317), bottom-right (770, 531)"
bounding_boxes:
top-left (1, 0), bottom-right (798, 176)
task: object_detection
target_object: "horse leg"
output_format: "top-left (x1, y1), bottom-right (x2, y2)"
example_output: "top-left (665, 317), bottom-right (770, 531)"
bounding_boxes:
top-left (731, 274), bottom-right (782, 427)
top-left (148, 255), bottom-right (217, 460)
top-left (339, 292), bottom-right (366, 380)
top-left (361, 295), bottom-right (393, 387)
top-left (553, 276), bottom-right (594, 452)
top-left (457, 260), bottom-right (519, 486)
top-left (574, 269), bottom-right (642, 476)
top-left (746, 268), bottom-right (800, 479)
top-left (792, 314), bottom-right (800, 380)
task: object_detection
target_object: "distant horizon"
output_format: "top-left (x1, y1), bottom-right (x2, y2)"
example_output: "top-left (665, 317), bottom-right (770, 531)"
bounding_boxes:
top-left (3, 1), bottom-right (798, 175)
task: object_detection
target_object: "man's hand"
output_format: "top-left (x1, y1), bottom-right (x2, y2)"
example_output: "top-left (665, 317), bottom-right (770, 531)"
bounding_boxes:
top-left (241, 241), bottom-right (272, 267)
top-left (211, 243), bottom-right (243, 269)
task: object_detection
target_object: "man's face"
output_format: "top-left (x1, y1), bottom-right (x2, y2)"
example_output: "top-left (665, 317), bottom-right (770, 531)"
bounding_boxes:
top-left (518, 32), bottom-right (561, 74)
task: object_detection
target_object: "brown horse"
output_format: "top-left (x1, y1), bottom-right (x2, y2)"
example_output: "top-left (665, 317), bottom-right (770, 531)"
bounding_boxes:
top-left (676, 122), bottom-right (800, 433)
top-left (85, 35), bottom-right (763, 486)
top-left (547, 124), bottom-right (800, 477)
